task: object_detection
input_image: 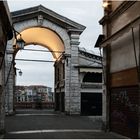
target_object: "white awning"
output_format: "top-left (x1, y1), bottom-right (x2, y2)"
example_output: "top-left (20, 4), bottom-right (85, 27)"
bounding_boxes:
top-left (80, 68), bottom-right (102, 73)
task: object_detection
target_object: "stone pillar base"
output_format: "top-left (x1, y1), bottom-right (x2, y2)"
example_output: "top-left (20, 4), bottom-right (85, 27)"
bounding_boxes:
top-left (65, 111), bottom-right (80, 116)
top-left (5, 111), bottom-right (15, 116)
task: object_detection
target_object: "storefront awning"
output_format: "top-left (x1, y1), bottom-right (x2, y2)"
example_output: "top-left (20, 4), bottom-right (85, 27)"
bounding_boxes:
top-left (74, 65), bottom-right (102, 73)
top-left (80, 68), bottom-right (102, 73)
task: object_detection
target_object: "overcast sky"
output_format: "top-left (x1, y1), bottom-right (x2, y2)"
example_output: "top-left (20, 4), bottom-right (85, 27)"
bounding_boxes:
top-left (7, 0), bottom-right (103, 90)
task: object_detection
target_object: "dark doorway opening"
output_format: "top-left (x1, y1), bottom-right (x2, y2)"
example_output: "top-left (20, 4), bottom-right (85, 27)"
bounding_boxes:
top-left (81, 93), bottom-right (102, 116)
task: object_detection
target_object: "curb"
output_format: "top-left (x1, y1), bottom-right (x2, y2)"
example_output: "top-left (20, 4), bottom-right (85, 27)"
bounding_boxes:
top-left (0, 135), bottom-right (4, 139)
top-left (109, 132), bottom-right (129, 139)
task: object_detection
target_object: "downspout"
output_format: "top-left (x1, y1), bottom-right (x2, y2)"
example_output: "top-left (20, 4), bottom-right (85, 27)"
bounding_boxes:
top-left (104, 0), bottom-right (112, 132)
top-left (131, 25), bottom-right (140, 138)
top-left (138, 24), bottom-right (140, 138)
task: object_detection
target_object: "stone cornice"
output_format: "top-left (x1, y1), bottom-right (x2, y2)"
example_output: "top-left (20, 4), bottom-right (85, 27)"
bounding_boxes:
top-left (11, 5), bottom-right (86, 32)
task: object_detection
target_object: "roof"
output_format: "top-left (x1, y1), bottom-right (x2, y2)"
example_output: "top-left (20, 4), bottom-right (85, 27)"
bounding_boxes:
top-left (94, 34), bottom-right (105, 48)
top-left (11, 5), bottom-right (86, 34)
top-left (79, 48), bottom-right (102, 60)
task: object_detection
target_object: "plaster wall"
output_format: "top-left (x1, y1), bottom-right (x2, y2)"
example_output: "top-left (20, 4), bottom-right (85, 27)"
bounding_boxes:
top-left (111, 2), bottom-right (140, 35)
top-left (110, 25), bottom-right (139, 73)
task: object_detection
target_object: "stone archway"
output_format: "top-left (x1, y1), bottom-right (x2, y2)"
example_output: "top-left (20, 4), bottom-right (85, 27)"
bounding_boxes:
top-left (15, 27), bottom-right (65, 59)
top-left (5, 5), bottom-right (85, 115)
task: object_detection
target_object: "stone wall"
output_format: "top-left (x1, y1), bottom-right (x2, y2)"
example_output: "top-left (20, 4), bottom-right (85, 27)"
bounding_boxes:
top-left (7, 6), bottom-right (85, 115)
top-left (0, 1), bottom-right (13, 135)
top-left (5, 49), bottom-right (15, 115)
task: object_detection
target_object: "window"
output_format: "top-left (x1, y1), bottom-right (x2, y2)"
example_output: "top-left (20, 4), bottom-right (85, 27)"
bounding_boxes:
top-left (83, 72), bottom-right (102, 83)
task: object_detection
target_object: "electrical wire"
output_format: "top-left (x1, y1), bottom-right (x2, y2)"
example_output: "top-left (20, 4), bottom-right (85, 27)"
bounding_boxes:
top-left (22, 48), bottom-right (64, 53)
top-left (15, 58), bottom-right (55, 63)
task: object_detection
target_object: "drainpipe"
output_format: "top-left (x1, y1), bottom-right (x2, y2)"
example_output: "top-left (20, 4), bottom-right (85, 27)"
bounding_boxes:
top-left (131, 24), bottom-right (140, 139)
top-left (139, 24), bottom-right (140, 138)
top-left (102, 0), bottom-right (112, 132)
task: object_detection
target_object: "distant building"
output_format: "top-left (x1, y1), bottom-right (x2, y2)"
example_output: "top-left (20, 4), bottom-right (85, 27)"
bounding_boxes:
top-left (15, 85), bottom-right (53, 103)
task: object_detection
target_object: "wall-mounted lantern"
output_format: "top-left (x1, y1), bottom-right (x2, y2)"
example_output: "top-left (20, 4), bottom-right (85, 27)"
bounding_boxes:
top-left (12, 26), bottom-right (25, 50)
top-left (102, 1), bottom-right (111, 12)
top-left (16, 37), bottom-right (25, 50)
top-left (16, 68), bottom-right (23, 76)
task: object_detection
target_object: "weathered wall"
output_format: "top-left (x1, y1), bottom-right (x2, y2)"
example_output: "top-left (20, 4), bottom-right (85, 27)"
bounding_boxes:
top-left (111, 2), bottom-right (140, 35)
top-left (100, 0), bottom-right (140, 138)
top-left (111, 26), bottom-right (139, 73)
top-left (0, 0), bottom-right (13, 135)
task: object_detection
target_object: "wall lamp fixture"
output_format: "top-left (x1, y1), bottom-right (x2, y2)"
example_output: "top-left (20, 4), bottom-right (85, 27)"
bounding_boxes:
top-left (12, 26), bottom-right (25, 50)
top-left (16, 36), bottom-right (25, 50)
top-left (16, 68), bottom-right (23, 76)
top-left (102, 1), bottom-right (111, 12)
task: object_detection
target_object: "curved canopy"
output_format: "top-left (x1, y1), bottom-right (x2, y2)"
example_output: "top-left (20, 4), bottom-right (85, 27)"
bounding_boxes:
top-left (15, 27), bottom-right (64, 59)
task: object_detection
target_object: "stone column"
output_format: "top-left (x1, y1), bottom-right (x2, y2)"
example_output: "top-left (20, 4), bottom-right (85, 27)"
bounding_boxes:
top-left (0, 59), bottom-right (5, 134)
top-left (65, 31), bottom-right (80, 115)
top-left (5, 49), bottom-right (15, 115)
top-left (102, 47), bottom-right (107, 131)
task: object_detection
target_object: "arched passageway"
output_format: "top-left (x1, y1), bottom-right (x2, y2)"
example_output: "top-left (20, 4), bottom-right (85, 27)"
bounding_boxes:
top-left (15, 27), bottom-right (65, 59)
top-left (5, 5), bottom-right (86, 115)
top-left (15, 45), bottom-right (54, 86)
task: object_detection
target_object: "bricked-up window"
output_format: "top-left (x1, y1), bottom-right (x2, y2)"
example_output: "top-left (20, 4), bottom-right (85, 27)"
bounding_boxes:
top-left (83, 72), bottom-right (102, 83)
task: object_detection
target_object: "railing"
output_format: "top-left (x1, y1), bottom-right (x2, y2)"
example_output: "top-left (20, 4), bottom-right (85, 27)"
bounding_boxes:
top-left (15, 102), bottom-right (54, 109)
top-left (81, 83), bottom-right (102, 89)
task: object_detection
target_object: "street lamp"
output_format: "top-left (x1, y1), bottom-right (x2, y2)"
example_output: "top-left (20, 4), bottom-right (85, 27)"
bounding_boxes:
top-left (16, 68), bottom-right (23, 76)
top-left (12, 27), bottom-right (25, 50)
top-left (16, 37), bottom-right (25, 50)
top-left (102, 1), bottom-right (111, 12)
top-left (102, 1), bottom-right (109, 8)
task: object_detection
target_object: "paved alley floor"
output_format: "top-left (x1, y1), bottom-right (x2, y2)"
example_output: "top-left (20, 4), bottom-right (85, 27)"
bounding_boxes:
top-left (4, 109), bottom-right (126, 139)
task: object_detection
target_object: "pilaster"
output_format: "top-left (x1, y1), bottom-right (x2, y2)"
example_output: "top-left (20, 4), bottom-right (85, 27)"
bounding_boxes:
top-left (5, 45), bottom-right (15, 115)
top-left (65, 31), bottom-right (80, 115)
top-left (0, 60), bottom-right (5, 133)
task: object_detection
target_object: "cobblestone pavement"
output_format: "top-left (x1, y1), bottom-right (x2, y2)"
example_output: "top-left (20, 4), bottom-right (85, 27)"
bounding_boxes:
top-left (3, 109), bottom-right (127, 139)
